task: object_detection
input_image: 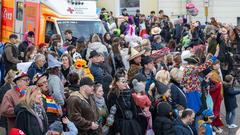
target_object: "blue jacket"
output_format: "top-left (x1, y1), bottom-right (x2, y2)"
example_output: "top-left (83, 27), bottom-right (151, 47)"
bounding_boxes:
top-left (27, 62), bottom-right (47, 84)
top-left (90, 63), bottom-right (104, 84)
top-left (170, 83), bottom-right (187, 108)
top-left (63, 122), bottom-right (78, 135)
top-left (139, 68), bottom-right (155, 94)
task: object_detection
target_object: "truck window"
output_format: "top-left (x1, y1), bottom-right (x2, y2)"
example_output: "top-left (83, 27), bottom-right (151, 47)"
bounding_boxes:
top-left (16, 2), bottom-right (23, 21)
top-left (45, 21), bottom-right (57, 43)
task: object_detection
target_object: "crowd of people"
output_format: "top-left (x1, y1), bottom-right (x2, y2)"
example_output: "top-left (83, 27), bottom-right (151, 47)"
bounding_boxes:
top-left (0, 8), bottom-right (240, 135)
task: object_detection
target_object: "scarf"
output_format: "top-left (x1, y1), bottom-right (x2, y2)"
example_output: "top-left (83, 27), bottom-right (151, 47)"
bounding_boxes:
top-left (32, 103), bottom-right (45, 131)
top-left (15, 86), bottom-right (26, 97)
top-left (94, 96), bottom-right (106, 109)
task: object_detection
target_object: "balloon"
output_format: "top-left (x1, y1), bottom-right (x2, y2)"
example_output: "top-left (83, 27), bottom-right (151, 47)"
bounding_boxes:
top-left (186, 2), bottom-right (195, 9)
top-left (191, 8), bottom-right (199, 16)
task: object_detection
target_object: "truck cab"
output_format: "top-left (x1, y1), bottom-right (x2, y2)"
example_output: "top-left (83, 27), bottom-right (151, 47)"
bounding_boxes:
top-left (1, 0), bottom-right (106, 45)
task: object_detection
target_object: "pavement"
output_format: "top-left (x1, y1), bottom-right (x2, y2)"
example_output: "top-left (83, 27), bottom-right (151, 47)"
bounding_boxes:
top-left (220, 86), bottom-right (240, 135)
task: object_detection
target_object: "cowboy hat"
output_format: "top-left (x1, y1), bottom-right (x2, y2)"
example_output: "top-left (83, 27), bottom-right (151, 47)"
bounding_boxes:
top-left (184, 55), bottom-right (200, 64)
top-left (151, 27), bottom-right (162, 35)
top-left (128, 47), bottom-right (145, 61)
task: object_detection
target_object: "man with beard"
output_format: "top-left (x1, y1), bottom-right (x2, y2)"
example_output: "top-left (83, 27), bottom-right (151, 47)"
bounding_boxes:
top-left (174, 109), bottom-right (195, 135)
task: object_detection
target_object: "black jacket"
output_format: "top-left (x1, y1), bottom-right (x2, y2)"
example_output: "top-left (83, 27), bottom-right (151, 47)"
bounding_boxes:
top-left (223, 83), bottom-right (240, 112)
top-left (18, 41), bottom-right (29, 61)
top-left (173, 118), bottom-right (194, 135)
top-left (3, 43), bottom-right (20, 72)
top-left (170, 83), bottom-right (187, 108)
top-left (153, 116), bottom-right (175, 135)
top-left (14, 103), bottom-right (48, 135)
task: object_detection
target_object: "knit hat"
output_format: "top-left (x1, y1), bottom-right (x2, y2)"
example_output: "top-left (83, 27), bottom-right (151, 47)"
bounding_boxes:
top-left (155, 81), bottom-right (170, 95)
top-left (157, 102), bottom-right (172, 117)
top-left (9, 128), bottom-right (26, 135)
top-left (132, 74), bottom-right (147, 93)
top-left (47, 54), bottom-right (62, 69)
top-left (13, 70), bottom-right (29, 82)
top-left (49, 121), bottom-right (63, 133)
top-left (141, 56), bottom-right (153, 66)
top-left (79, 77), bottom-right (94, 87)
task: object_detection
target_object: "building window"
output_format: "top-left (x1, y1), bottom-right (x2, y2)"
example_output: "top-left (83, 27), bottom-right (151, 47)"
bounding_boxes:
top-left (45, 21), bottom-right (57, 43)
top-left (238, 17), bottom-right (240, 26)
top-left (120, 0), bottom-right (140, 8)
top-left (16, 2), bottom-right (23, 21)
top-left (120, 0), bottom-right (140, 15)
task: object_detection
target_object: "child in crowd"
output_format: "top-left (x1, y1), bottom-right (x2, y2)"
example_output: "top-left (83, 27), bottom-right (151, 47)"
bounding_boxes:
top-left (223, 75), bottom-right (240, 128)
top-left (200, 109), bottom-right (215, 135)
top-left (131, 74), bottom-right (152, 134)
top-left (46, 117), bottom-right (78, 135)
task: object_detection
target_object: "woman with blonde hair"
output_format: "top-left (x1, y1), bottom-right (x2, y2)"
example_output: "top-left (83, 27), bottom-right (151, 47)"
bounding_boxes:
top-left (14, 85), bottom-right (48, 135)
top-left (152, 70), bottom-right (187, 108)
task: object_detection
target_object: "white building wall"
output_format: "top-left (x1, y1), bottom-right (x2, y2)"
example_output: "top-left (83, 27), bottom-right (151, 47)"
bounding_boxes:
top-left (158, 0), bottom-right (240, 25)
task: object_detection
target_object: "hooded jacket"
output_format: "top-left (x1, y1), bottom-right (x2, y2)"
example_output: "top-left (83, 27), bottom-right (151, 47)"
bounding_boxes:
top-left (14, 103), bottom-right (48, 135)
top-left (223, 82), bottom-right (240, 112)
top-left (86, 42), bottom-right (108, 60)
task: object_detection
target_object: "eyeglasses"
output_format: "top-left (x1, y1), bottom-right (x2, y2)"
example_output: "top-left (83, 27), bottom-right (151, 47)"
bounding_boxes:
top-left (21, 78), bottom-right (30, 82)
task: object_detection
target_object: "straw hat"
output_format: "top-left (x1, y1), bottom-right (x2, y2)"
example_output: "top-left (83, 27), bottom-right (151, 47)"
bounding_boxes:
top-left (151, 27), bottom-right (162, 35)
top-left (128, 47), bottom-right (145, 61)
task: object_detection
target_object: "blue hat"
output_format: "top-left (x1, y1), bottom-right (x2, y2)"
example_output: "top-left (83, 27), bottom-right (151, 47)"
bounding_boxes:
top-left (49, 121), bottom-right (63, 133)
top-left (202, 109), bottom-right (214, 117)
top-left (48, 54), bottom-right (62, 69)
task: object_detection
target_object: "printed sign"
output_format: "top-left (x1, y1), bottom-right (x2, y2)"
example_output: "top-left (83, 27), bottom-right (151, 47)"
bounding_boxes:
top-left (2, 7), bottom-right (14, 27)
top-left (66, 1), bottom-right (96, 16)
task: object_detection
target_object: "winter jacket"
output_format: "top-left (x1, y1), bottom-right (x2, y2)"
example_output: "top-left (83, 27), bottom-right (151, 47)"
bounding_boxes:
top-left (0, 83), bottom-right (12, 127)
top-left (67, 91), bottom-right (102, 135)
top-left (139, 68), bottom-right (155, 94)
top-left (48, 74), bottom-right (65, 106)
top-left (170, 83), bottom-right (187, 108)
top-left (18, 41), bottom-right (29, 61)
top-left (86, 42), bottom-right (108, 60)
top-left (90, 63), bottom-right (105, 84)
top-left (14, 103), bottom-right (48, 135)
top-left (128, 63), bottom-right (141, 81)
top-left (2, 43), bottom-right (21, 73)
top-left (0, 87), bottom-right (21, 131)
top-left (153, 116), bottom-right (175, 135)
top-left (27, 62), bottom-right (47, 84)
top-left (173, 118), bottom-right (194, 135)
top-left (223, 83), bottom-right (240, 112)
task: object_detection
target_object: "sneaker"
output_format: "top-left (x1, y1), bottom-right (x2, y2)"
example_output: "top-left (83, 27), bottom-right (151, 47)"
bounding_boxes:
top-left (229, 124), bottom-right (238, 128)
top-left (213, 126), bottom-right (223, 133)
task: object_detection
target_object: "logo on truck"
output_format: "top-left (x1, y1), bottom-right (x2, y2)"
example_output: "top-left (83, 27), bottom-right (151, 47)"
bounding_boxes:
top-left (67, 7), bottom-right (74, 14)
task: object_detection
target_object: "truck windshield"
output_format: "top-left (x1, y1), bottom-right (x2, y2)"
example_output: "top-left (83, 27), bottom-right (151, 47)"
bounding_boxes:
top-left (57, 20), bottom-right (106, 40)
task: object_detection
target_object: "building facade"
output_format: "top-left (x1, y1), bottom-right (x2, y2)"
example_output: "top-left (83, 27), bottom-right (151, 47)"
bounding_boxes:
top-left (97, 0), bottom-right (240, 25)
